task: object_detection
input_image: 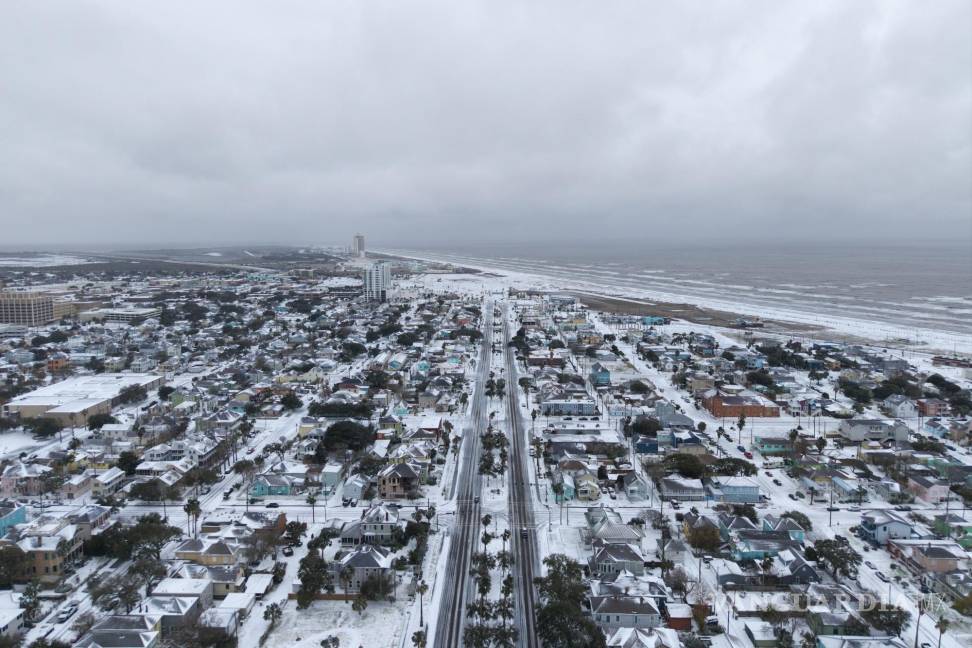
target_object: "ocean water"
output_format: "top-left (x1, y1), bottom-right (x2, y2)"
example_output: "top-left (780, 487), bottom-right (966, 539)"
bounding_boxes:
top-left (399, 242), bottom-right (972, 336)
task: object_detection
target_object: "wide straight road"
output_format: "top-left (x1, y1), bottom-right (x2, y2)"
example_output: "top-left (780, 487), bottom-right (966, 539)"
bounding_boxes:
top-left (435, 299), bottom-right (493, 647)
top-left (502, 302), bottom-right (540, 648)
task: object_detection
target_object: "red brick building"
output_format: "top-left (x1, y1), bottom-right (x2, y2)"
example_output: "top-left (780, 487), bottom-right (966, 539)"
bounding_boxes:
top-left (702, 391), bottom-right (780, 418)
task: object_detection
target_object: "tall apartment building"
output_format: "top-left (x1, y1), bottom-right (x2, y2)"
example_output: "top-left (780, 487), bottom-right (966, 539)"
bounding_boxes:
top-left (0, 290), bottom-right (55, 326)
top-left (364, 261), bottom-right (391, 302)
top-left (352, 233), bottom-right (366, 257)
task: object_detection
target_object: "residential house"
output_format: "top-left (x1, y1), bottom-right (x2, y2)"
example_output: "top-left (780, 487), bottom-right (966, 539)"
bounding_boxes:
top-left (917, 399), bottom-right (949, 417)
top-left (574, 472), bottom-right (602, 501)
top-left (178, 564), bottom-right (245, 598)
top-left (174, 538), bottom-right (239, 566)
top-left (0, 462), bottom-right (52, 496)
top-left (860, 511), bottom-right (912, 545)
top-left (67, 505), bottom-right (112, 542)
top-left (753, 436), bottom-right (795, 457)
top-left (340, 504), bottom-right (403, 547)
top-left (605, 628), bottom-right (681, 648)
top-left (659, 477), bottom-right (705, 501)
top-left (377, 462), bottom-right (421, 499)
top-left (882, 395), bottom-right (917, 419)
top-left (908, 475), bottom-right (950, 503)
top-left (328, 544), bottom-right (393, 594)
top-left (139, 596), bottom-right (201, 637)
top-left (3, 519), bottom-right (84, 583)
top-left (92, 466), bottom-right (127, 499)
top-left (61, 473), bottom-right (93, 501)
top-left (152, 577), bottom-right (214, 610)
top-left (342, 474), bottom-right (370, 502)
top-left (772, 548), bottom-right (820, 585)
top-left (590, 596), bottom-right (662, 632)
top-left (619, 473), bottom-right (648, 500)
top-left (550, 471), bottom-right (576, 503)
top-left (0, 502), bottom-right (26, 538)
top-left (589, 363), bottom-right (611, 388)
top-left (729, 530), bottom-right (799, 562)
top-left (249, 474), bottom-right (295, 498)
top-left (911, 544), bottom-right (963, 574)
top-left (589, 542), bottom-right (646, 577)
top-left (706, 477), bottom-right (761, 504)
top-left (837, 419), bottom-right (910, 444)
top-left (717, 514), bottom-right (758, 542)
top-left (762, 515), bottom-right (806, 543)
top-left (584, 508), bottom-right (645, 547)
top-left (76, 615), bottom-right (161, 648)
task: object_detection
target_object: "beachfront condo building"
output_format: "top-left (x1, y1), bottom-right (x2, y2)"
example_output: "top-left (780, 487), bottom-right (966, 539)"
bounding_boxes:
top-left (365, 261), bottom-right (391, 302)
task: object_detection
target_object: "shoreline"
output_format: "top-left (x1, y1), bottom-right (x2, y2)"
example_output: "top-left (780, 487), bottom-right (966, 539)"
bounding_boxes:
top-left (381, 248), bottom-right (972, 356)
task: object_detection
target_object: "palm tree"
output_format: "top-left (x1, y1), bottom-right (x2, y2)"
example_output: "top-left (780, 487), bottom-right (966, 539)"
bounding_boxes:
top-left (183, 498), bottom-right (201, 538)
top-left (306, 492), bottom-right (318, 523)
top-left (936, 617), bottom-right (949, 648)
top-left (519, 377), bottom-right (531, 407)
top-left (761, 556), bottom-right (774, 585)
top-left (416, 579), bottom-right (428, 626)
top-left (340, 565), bottom-right (354, 595)
top-left (233, 459), bottom-right (257, 512)
top-left (185, 497), bottom-right (201, 537)
top-left (914, 597), bottom-right (927, 647)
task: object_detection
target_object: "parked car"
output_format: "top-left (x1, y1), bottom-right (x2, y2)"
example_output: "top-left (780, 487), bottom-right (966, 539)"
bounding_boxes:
top-left (773, 479), bottom-right (782, 486)
top-left (737, 445), bottom-right (746, 453)
top-left (744, 451), bottom-right (753, 459)
top-left (56, 604), bottom-right (78, 623)
top-left (865, 561), bottom-right (876, 570)
top-left (282, 547), bottom-right (294, 557)
top-left (266, 502), bottom-right (280, 508)
top-left (876, 572), bottom-right (890, 582)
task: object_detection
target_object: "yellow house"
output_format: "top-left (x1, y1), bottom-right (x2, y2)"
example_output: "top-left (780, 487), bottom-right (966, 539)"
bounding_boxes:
top-left (174, 538), bottom-right (239, 566)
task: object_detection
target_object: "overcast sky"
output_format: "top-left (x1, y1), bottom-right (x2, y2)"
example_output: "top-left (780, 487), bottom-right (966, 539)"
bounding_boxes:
top-left (1, 1), bottom-right (969, 249)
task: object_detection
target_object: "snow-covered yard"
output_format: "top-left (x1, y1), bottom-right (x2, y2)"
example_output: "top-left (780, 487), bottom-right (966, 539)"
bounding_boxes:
top-left (256, 600), bottom-right (407, 648)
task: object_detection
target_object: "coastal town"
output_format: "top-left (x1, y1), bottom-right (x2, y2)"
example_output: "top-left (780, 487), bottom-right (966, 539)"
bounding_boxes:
top-left (0, 241), bottom-right (970, 648)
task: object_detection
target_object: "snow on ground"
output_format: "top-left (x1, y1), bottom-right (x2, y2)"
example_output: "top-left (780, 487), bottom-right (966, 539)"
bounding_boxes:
top-left (259, 600), bottom-right (407, 648)
top-left (318, 276), bottom-right (363, 288)
top-left (0, 254), bottom-right (93, 266)
top-left (0, 430), bottom-right (45, 459)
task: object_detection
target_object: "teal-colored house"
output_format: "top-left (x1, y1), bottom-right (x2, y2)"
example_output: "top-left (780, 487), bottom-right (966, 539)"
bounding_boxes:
top-left (762, 514), bottom-right (807, 543)
top-left (249, 475), bottom-right (294, 497)
top-left (753, 436), bottom-right (794, 456)
top-left (552, 473), bottom-right (576, 503)
top-left (589, 363), bottom-right (611, 387)
top-left (0, 503), bottom-right (26, 537)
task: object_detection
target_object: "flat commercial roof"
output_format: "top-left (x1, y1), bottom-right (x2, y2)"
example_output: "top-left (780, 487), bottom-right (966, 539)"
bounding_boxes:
top-left (7, 373), bottom-right (161, 410)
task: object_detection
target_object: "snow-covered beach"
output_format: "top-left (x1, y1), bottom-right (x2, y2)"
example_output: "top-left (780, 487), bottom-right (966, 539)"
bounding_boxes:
top-left (381, 248), bottom-right (972, 356)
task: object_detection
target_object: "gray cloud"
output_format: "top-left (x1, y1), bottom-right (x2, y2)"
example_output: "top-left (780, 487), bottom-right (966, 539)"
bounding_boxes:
top-left (0, 0), bottom-right (969, 248)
